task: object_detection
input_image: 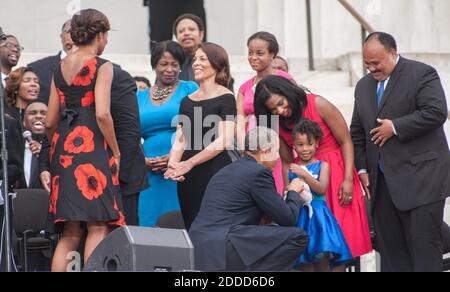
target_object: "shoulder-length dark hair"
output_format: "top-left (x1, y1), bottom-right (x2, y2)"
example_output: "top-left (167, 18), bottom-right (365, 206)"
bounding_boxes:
top-left (254, 75), bottom-right (307, 130)
top-left (5, 67), bottom-right (39, 107)
top-left (197, 42), bottom-right (232, 89)
top-left (150, 40), bottom-right (185, 69)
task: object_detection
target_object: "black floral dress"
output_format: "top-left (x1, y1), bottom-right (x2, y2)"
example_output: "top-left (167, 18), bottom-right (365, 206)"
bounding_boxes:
top-left (48, 56), bottom-right (125, 232)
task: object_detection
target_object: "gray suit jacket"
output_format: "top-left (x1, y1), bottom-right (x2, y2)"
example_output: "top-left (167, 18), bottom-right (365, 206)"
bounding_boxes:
top-left (350, 56), bottom-right (450, 211)
top-left (189, 156), bottom-right (302, 271)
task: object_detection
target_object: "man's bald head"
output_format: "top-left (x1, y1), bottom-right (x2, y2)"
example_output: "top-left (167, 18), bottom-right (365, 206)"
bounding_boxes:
top-left (60, 19), bottom-right (75, 54)
top-left (363, 32), bottom-right (398, 81)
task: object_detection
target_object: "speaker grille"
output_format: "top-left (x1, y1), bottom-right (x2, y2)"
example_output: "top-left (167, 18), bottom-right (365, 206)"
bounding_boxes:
top-left (84, 226), bottom-right (194, 272)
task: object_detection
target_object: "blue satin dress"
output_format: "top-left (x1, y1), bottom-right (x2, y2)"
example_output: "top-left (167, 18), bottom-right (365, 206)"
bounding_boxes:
top-left (137, 80), bottom-right (198, 227)
top-left (289, 161), bottom-right (353, 266)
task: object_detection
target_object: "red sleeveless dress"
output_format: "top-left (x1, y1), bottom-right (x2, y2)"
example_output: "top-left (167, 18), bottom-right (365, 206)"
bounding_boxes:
top-left (280, 94), bottom-right (372, 257)
top-left (48, 56), bottom-right (125, 232)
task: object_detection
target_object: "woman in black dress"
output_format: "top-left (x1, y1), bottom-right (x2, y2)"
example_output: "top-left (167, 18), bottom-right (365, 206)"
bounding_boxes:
top-left (165, 42), bottom-right (236, 230)
top-left (45, 9), bottom-right (124, 272)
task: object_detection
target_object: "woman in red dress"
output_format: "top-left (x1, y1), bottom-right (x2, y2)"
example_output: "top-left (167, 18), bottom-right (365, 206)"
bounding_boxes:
top-left (254, 75), bottom-right (372, 269)
top-left (45, 9), bottom-right (124, 272)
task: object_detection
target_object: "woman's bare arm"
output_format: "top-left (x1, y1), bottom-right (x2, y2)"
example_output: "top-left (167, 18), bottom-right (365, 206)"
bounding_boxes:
top-left (45, 78), bottom-right (60, 139)
top-left (95, 62), bottom-right (120, 159)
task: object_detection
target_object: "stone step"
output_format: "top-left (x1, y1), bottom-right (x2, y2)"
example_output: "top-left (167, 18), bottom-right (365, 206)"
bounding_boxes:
top-left (307, 86), bottom-right (356, 126)
top-left (18, 53), bottom-right (352, 86)
top-left (296, 71), bottom-right (352, 88)
top-left (229, 56), bottom-right (339, 73)
top-left (18, 52), bottom-right (358, 124)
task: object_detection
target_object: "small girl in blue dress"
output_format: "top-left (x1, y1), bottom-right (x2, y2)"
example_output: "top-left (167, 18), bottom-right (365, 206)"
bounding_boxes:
top-left (289, 119), bottom-right (352, 272)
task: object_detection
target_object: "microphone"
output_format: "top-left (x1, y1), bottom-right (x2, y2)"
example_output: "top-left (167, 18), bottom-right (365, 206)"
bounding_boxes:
top-left (0, 27), bottom-right (6, 41)
top-left (23, 130), bottom-right (33, 143)
top-left (23, 130), bottom-right (40, 157)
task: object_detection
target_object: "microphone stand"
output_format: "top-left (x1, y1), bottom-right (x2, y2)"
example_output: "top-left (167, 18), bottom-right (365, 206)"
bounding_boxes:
top-left (0, 26), bottom-right (13, 272)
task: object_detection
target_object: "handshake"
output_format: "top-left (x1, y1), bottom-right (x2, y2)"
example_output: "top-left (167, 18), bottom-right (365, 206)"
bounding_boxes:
top-left (287, 178), bottom-right (313, 205)
top-left (286, 166), bottom-right (314, 217)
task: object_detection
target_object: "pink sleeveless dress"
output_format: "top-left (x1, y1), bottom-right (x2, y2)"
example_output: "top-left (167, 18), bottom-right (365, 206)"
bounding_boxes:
top-left (279, 94), bottom-right (372, 258)
top-left (239, 70), bottom-right (294, 194)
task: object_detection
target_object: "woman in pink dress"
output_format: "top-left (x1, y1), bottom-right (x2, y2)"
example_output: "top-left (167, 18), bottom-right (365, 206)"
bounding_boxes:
top-left (237, 32), bottom-right (295, 194)
top-left (254, 75), bottom-right (372, 267)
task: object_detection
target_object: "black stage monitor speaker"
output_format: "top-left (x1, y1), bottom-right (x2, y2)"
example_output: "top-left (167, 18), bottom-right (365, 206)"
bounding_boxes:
top-left (83, 226), bottom-right (195, 272)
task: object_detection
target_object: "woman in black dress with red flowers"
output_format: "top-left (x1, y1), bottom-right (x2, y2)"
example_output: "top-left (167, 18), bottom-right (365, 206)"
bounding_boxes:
top-left (45, 9), bottom-right (124, 272)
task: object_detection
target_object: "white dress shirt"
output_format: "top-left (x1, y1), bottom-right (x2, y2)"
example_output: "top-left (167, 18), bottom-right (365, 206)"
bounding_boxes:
top-left (377, 55), bottom-right (400, 135)
top-left (358, 55), bottom-right (400, 175)
top-left (1, 72), bottom-right (8, 87)
top-left (24, 142), bottom-right (32, 187)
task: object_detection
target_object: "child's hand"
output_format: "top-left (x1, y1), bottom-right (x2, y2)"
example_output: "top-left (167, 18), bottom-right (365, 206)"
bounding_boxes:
top-left (287, 178), bottom-right (305, 194)
top-left (299, 183), bottom-right (313, 205)
top-left (289, 164), bottom-right (308, 177)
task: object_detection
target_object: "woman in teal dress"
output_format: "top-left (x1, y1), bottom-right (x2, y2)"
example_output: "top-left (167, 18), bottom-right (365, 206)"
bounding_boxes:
top-left (137, 41), bottom-right (198, 226)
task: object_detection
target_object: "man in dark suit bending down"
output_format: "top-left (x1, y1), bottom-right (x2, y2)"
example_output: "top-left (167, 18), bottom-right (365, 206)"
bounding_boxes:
top-left (189, 127), bottom-right (309, 271)
top-left (350, 32), bottom-right (450, 272)
top-left (17, 101), bottom-right (47, 189)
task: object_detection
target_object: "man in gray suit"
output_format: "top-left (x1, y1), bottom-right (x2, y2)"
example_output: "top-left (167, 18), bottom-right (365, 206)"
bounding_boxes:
top-left (189, 127), bottom-right (308, 271)
top-left (350, 32), bottom-right (450, 272)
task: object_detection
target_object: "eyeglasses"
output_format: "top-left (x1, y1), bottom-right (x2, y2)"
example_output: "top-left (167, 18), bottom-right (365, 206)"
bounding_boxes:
top-left (0, 42), bottom-right (24, 52)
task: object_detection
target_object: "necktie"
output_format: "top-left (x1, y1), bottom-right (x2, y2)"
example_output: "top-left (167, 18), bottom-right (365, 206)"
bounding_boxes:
top-left (377, 80), bottom-right (385, 107)
top-left (376, 80), bottom-right (386, 172)
top-left (24, 143), bottom-right (32, 186)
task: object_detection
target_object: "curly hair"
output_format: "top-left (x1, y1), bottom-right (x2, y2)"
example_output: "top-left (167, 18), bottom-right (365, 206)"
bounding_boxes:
top-left (70, 9), bottom-right (110, 46)
top-left (292, 118), bottom-right (324, 143)
top-left (5, 67), bottom-right (38, 107)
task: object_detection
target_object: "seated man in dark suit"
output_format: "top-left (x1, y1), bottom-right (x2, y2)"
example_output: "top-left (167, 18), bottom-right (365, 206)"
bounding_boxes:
top-left (17, 101), bottom-right (47, 189)
top-left (28, 20), bottom-right (74, 104)
top-left (189, 127), bottom-right (309, 271)
top-left (39, 65), bottom-right (148, 226)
